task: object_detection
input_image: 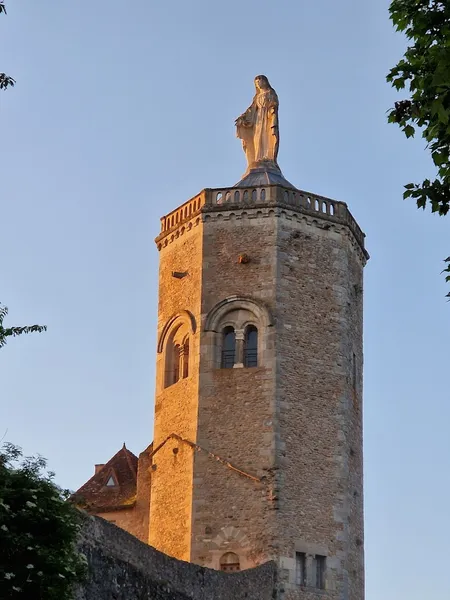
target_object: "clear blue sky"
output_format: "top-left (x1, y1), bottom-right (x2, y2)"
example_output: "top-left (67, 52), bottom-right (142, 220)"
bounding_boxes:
top-left (1, 1), bottom-right (449, 598)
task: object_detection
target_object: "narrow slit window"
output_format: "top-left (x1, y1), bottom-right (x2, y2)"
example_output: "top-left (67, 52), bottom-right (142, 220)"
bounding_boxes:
top-left (313, 555), bottom-right (326, 589)
top-left (221, 327), bottom-right (236, 368)
top-left (244, 325), bottom-right (258, 367)
top-left (295, 552), bottom-right (306, 586)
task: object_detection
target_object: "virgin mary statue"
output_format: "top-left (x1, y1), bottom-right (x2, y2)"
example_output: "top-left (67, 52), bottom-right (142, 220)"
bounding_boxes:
top-left (235, 75), bottom-right (280, 172)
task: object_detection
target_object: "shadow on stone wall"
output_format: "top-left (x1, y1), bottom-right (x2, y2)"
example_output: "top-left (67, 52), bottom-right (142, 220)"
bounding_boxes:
top-left (75, 515), bottom-right (277, 600)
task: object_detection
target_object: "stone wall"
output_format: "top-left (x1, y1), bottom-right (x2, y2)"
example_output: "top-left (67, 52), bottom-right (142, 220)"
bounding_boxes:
top-left (135, 445), bottom-right (152, 542)
top-left (273, 215), bottom-right (365, 600)
top-left (93, 507), bottom-right (140, 539)
top-left (150, 214), bottom-right (204, 560)
top-left (75, 515), bottom-right (277, 600)
top-left (192, 209), bottom-right (279, 570)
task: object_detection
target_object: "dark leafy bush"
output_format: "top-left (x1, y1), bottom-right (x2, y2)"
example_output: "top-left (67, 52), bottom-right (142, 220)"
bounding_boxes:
top-left (0, 444), bottom-right (86, 599)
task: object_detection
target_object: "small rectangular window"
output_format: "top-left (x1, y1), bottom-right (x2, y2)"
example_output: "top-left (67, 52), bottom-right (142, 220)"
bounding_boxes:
top-left (313, 555), bottom-right (326, 589)
top-left (295, 552), bottom-right (306, 586)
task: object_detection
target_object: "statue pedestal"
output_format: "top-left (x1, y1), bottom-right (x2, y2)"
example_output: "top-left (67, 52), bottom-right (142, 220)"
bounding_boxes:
top-left (234, 160), bottom-right (296, 189)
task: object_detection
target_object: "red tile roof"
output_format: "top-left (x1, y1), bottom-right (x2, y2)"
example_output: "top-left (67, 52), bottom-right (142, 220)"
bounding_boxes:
top-left (73, 444), bottom-right (138, 512)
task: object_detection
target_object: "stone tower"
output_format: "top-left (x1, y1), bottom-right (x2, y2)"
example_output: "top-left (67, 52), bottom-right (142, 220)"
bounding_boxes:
top-left (149, 77), bottom-right (368, 600)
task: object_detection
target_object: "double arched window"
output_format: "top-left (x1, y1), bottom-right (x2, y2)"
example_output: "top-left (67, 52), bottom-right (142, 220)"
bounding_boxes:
top-left (205, 296), bottom-right (272, 371)
top-left (221, 324), bottom-right (258, 369)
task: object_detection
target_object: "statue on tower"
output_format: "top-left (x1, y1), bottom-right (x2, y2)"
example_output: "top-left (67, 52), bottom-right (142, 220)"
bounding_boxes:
top-left (235, 75), bottom-right (280, 173)
top-left (234, 75), bottom-right (295, 188)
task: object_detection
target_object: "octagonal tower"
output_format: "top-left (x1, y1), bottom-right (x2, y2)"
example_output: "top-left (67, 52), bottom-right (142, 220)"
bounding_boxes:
top-left (149, 176), bottom-right (368, 600)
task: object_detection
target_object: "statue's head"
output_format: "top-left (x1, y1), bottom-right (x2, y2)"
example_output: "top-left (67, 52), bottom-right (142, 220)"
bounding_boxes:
top-left (254, 75), bottom-right (271, 91)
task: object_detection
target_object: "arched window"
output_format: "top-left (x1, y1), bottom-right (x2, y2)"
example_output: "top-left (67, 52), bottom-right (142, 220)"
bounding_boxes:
top-left (244, 325), bottom-right (258, 367)
top-left (205, 297), bottom-right (272, 370)
top-left (220, 552), bottom-right (240, 572)
top-left (158, 311), bottom-right (196, 391)
top-left (165, 325), bottom-right (190, 388)
top-left (221, 327), bottom-right (236, 368)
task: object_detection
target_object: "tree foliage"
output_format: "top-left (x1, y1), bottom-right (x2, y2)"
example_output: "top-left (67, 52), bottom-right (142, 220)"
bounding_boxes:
top-left (0, 2), bottom-right (15, 90)
top-left (387, 0), bottom-right (450, 288)
top-left (0, 304), bottom-right (47, 349)
top-left (0, 444), bottom-right (86, 599)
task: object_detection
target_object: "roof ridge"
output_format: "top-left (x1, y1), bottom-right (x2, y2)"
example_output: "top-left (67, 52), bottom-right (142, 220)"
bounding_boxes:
top-left (121, 445), bottom-right (138, 482)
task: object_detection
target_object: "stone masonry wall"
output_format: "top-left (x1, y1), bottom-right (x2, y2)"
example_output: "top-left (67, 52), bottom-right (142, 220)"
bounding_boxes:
top-left (345, 239), bottom-right (365, 598)
top-left (149, 218), bottom-right (204, 561)
top-left (191, 210), bottom-right (279, 570)
top-left (75, 514), bottom-right (277, 600)
top-left (94, 508), bottom-right (140, 539)
top-left (134, 445), bottom-right (152, 542)
top-left (192, 204), bottom-right (366, 598)
top-left (273, 215), bottom-right (365, 600)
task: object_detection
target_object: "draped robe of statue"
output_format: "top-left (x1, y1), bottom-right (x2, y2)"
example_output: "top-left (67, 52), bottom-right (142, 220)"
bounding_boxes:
top-left (236, 76), bottom-right (280, 173)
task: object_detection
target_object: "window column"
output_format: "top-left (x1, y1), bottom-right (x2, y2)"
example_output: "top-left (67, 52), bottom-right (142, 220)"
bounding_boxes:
top-left (181, 338), bottom-right (189, 379)
top-left (172, 344), bottom-right (181, 384)
top-left (233, 329), bottom-right (245, 368)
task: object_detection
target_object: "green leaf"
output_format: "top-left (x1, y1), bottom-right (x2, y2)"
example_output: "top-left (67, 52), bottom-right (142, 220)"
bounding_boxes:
top-left (404, 124), bottom-right (415, 138)
top-left (432, 151), bottom-right (447, 166)
top-left (417, 196), bottom-right (427, 209)
top-left (431, 99), bottom-right (442, 117)
top-left (438, 103), bottom-right (449, 124)
top-left (387, 112), bottom-right (398, 124)
top-left (393, 77), bottom-right (406, 90)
